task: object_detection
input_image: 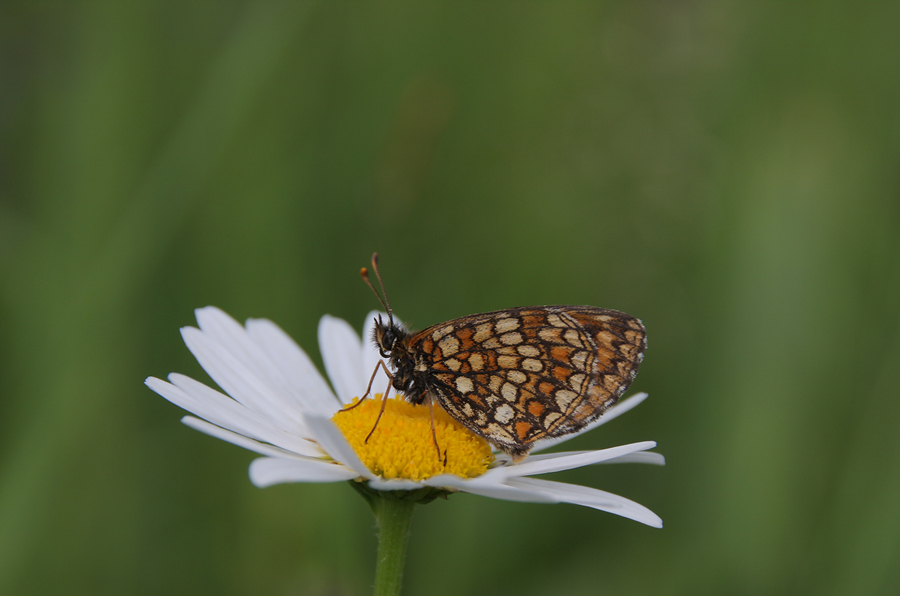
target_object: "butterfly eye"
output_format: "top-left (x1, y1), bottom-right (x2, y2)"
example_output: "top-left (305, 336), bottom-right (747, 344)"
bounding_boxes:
top-left (380, 328), bottom-right (396, 354)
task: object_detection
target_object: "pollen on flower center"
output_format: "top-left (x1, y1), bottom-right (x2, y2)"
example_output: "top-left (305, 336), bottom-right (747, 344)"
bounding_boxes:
top-left (331, 395), bottom-right (494, 481)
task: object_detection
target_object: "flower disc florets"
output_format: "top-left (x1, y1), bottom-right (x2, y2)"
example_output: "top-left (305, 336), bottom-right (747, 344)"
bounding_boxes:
top-left (332, 395), bottom-right (494, 481)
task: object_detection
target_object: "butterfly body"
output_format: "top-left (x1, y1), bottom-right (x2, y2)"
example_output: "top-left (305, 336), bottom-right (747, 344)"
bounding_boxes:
top-left (372, 305), bottom-right (646, 461)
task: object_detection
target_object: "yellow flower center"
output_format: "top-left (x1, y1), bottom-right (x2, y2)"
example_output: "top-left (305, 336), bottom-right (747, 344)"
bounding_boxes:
top-left (332, 395), bottom-right (494, 481)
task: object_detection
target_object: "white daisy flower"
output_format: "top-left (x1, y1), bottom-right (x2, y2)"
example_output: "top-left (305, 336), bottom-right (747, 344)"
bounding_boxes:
top-left (146, 307), bottom-right (664, 527)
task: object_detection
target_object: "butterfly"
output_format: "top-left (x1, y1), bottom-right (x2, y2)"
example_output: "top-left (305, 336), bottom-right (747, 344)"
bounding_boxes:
top-left (358, 253), bottom-right (646, 462)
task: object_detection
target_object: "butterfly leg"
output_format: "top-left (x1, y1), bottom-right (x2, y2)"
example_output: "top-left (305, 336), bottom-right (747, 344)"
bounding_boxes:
top-left (424, 393), bottom-right (446, 465)
top-left (364, 371), bottom-right (394, 443)
top-left (341, 359), bottom-right (393, 412)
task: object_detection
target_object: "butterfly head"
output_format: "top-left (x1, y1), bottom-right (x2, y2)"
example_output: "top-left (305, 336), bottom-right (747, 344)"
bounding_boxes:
top-left (362, 254), bottom-right (410, 359)
top-left (373, 314), bottom-right (399, 358)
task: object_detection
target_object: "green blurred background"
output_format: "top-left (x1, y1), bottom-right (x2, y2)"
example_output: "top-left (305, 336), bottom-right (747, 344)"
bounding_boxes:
top-left (2, 2), bottom-right (899, 595)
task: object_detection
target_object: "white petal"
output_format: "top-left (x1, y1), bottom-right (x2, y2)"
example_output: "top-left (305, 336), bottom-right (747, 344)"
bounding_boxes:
top-left (302, 414), bottom-right (376, 479)
top-left (504, 450), bottom-right (592, 463)
top-left (147, 375), bottom-right (320, 457)
top-left (494, 449), bottom-right (664, 468)
top-left (505, 477), bottom-right (663, 527)
top-left (195, 307), bottom-right (306, 418)
top-left (422, 474), bottom-right (558, 503)
top-left (500, 442), bottom-right (658, 478)
top-left (420, 473), bottom-right (470, 489)
top-left (529, 393), bottom-right (650, 454)
top-left (180, 326), bottom-right (305, 432)
top-left (195, 307), bottom-right (286, 386)
top-left (171, 374), bottom-right (322, 456)
top-left (367, 478), bottom-right (425, 491)
top-left (318, 315), bottom-right (365, 404)
top-left (601, 451), bottom-right (665, 466)
top-left (361, 311), bottom-right (393, 397)
top-left (182, 416), bottom-right (317, 460)
top-left (148, 375), bottom-right (263, 439)
top-left (249, 457), bottom-right (358, 487)
top-left (245, 317), bottom-right (342, 417)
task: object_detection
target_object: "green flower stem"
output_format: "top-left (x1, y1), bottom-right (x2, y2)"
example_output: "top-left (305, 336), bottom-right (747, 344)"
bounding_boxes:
top-left (351, 483), bottom-right (447, 596)
top-left (371, 496), bottom-right (416, 596)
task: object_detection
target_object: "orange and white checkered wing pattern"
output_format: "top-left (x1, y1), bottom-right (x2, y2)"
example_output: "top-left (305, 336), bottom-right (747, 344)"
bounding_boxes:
top-left (409, 306), bottom-right (646, 458)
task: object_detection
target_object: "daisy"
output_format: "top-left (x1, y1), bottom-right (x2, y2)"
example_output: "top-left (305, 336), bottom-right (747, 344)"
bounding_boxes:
top-left (145, 307), bottom-right (664, 527)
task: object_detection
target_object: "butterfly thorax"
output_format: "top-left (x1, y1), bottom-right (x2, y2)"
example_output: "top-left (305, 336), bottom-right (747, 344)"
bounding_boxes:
top-left (373, 317), bottom-right (430, 404)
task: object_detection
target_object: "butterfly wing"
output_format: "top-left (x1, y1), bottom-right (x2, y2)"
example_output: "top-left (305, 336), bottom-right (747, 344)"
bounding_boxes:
top-left (410, 306), bottom-right (646, 457)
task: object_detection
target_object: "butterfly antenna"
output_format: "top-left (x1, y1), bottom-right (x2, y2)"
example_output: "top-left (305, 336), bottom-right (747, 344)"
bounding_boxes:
top-left (361, 252), bottom-right (394, 325)
top-left (360, 266), bottom-right (387, 314)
